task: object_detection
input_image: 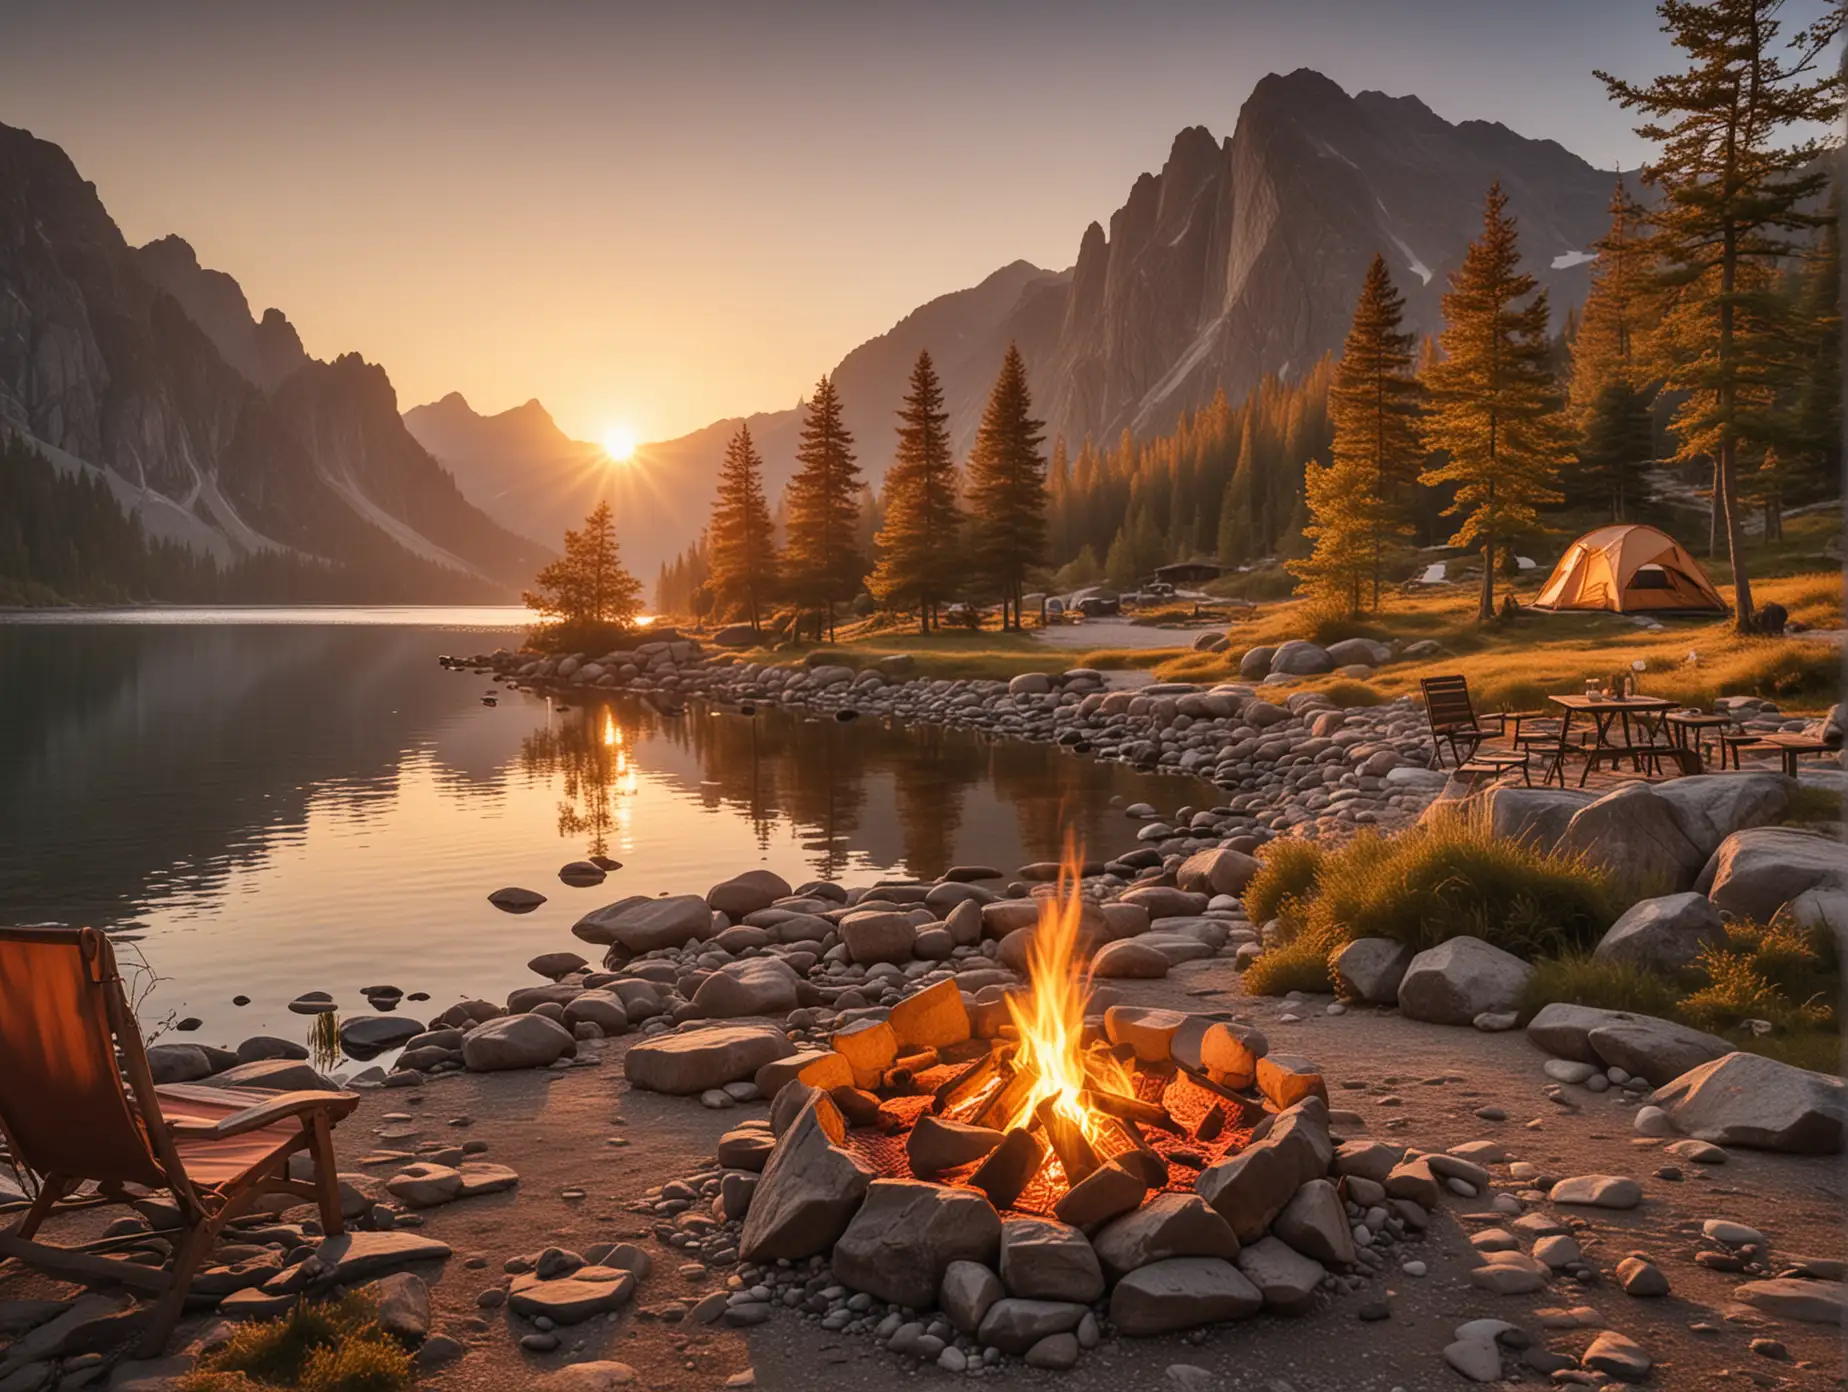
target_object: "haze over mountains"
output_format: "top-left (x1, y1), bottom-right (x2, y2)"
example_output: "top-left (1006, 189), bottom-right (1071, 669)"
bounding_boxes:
top-left (410, 68), bottom-right (1624, 578)
top-left (2, 68), bottom-right (1628, 596)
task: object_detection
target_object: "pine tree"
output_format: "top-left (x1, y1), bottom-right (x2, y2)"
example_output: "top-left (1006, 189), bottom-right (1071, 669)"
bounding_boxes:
top-left (782, 375), bottom-right (866, 642)
top-left (868, 350), bottom-right (962, 632)
top-left (1326, 254), bottom-right (1422, 608)
top-left (966, 345), bottom-right (1048, 629)
top-left (1420, 182), bottom-right (1567, 622)
top-left (1567, 183), bottom-right (1658, 521)
top-left (1598, 0), bottom-right (1842, 631)
top-left (706, 424), bottom-right (779, 631)
top-left (523, 500), bottom-right (645, 632)
top-left (1786, 202), bottom-right (1842, 500)
top-left (1287, 456), bottom-right (1378, 615)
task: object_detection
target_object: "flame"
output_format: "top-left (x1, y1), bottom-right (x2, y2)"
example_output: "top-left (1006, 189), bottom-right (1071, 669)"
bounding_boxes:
top-left (999, 838), bottom-right (1133, 1147)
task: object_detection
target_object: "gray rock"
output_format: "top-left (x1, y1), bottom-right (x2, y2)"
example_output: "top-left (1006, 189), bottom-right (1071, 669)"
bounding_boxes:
top-left (572, 894), bottom-right (714, 951)
top-left (369, 1272), bottom-right (430, 1341)
top-left (1176, 848), bottom-right (1259, 897)
top-left (829, 1180), bottom-right (1001, 1308)
top-left (1234, 1235), bottom-right (1324, 1313)
top-left (1549, 1174), bottom-right (1642, 1209)
top-left (1593, 892), bottom-right (1727, 975)
top-left (309, 1232), bottom-right (453, 1285)
top-left (146, 1043), bottom-right (215, 1084)
top-left (1651, 1051), bottom-right (1845, 1154)
top-left (1109, 1258), bottom-right (1262, 1335)
top-left (939, 1260), bottom-right (1004, 1335)
top-left (975, 1298), bottom-right (1088, 1355)
top-left (202, 1059), bottom-right (338, 1091)
top-left (338, 1015), bottom-right (425, 1053)
top-left (1480, 786), bottom-right (1596, 851)
top-left (1397, 937), bottom-right (1533, 1026)
top-left (691, 958), bottom-right (802, 1018)
top-left (707, 869), bottom-right (793, 918)
top-left (906, 1116), bottom-right (1006, 1176)
top-left (1091, 1193), bottom-right (1240, 1278)
top-left (1023, 1332), bottom-right (1080, 1370)
top-left (1525, 1002), bottom-right (1632, 1063)
top-left (1269, 640), bottom-right (1334, 676)
top-left (840, 911), bottom-right (917, 965)
top-left (1653, 772), bottom-right (1795, 858)
top-left (1443, 1337), bottom-right (1504, 1383)
top-left (1195, 1102), bottom-right (1330, 1243)
top-left (1198, 1022), bottom-right (1267, 1089)
top-left (738, 1095), bottom-right (873, 1262)
top-left (508, 1267), bottom-right (636, 1324)
top-left (1732, 1278), bottom-right (1846, 1324)
top-left (1333, 938), bottom-right (1414, 1005)
top-left (1586, 1016), bottom-right (1731, 1086)
top-left (1698, 826), bottom-right (1848, 927)
top-left (1581, 1330), bottom-right (1652, 1382)
top-left (529, 1364), bottom-right (642, 1392)
top-left (461, 1014), bottom-right (575, 1072)
top-left (1560, 783), bottom-right (1708, 893)
top-left (624, 1024), bottom-right (794, 1094)
top-left (1272, 1179), bottom-right (1355, 1265)
top-left (998, 1218), bottom-right (1104, 1303)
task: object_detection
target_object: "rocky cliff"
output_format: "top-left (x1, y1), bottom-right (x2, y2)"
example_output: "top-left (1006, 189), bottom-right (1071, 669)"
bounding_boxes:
top-left (0, 120), bottom-right (544, 593)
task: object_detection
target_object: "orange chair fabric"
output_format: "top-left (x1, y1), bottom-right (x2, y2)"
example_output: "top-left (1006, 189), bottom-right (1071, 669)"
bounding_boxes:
top-left (0, 929), bottom-right (166, 1188)
top-left (1531, 525), bottom-right (1727, 614)
top-left (154, 1084), bottom-right (309, 1189)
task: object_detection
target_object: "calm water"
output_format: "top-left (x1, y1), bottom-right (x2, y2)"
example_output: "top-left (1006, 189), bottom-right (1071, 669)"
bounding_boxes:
top-left (0, 611), bottom-right (1212, 1064)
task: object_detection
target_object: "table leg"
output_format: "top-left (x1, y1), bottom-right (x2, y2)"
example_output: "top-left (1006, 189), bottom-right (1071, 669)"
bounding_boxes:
top-left (1549, 709), bottom-right (1574, 789)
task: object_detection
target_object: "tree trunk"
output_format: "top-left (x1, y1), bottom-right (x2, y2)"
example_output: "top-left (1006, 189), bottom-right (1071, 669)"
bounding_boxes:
top-left (1720, 442), bottom-right (1755, 633)
top-left (1709, 461), bottom-right (1721, 557)
top-left (1477, 531), bottom-right (1496, 623)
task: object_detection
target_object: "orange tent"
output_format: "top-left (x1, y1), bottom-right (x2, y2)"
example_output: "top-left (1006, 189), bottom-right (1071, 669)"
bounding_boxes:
top-left (1531, 524), bottom-right (1727, 614)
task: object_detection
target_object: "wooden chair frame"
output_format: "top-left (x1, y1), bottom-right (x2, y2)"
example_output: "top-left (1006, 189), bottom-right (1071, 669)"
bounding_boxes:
top-left (0, 927), bottom-right (357, 1357)
top-left (1419, 675), bottom-right (1506, 769)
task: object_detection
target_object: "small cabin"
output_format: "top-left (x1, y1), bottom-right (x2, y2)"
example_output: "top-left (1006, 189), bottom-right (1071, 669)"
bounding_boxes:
top-left (1153, 559), bottom-right (1225, 587)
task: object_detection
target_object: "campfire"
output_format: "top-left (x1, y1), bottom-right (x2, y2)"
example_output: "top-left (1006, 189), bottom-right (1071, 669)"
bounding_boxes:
top-left (836, 850), bottom-right (1257, 1218)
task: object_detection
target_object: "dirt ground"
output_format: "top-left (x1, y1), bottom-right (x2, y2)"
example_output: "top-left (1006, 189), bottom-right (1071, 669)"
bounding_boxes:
top-left (5, 957), bottom-right (1844, 1392)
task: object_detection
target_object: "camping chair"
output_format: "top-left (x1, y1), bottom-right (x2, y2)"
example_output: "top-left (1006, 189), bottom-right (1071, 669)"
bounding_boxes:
top-left (1420, 675), bottom-right (1508, 769)
top-left (0, 927), bottom-right (357, 1356)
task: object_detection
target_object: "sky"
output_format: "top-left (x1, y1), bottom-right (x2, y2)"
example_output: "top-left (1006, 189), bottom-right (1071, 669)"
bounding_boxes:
top-left (0, 1), bottom-right (1816, 446)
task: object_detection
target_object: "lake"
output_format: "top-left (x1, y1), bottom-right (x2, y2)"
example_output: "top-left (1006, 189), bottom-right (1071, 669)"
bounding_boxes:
top-left (0, 610), bottom-right (1213, 1067)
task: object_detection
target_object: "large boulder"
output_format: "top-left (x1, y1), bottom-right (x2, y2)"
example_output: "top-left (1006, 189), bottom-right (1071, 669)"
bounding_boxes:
top-left (1234, 1236), bottom-right (1324, 1313)
top-left (1653, 773), bottom-right (1795, 859)
top-left (1697, 827), bottom-right (1848, 927)
top-left (572, 895), bottom-right (715, 951)
top-left (841, 911), bottom-right (917, 965)
top-left (829, 1180), bottom-right (1002, 1308)
top-left (691, 959), bottom-right (802, 1018)
top-left (1269, 640), bottom-right (1334, 676)
top-left (1109, 1258), bottom-right (1262, 1335)
top-left (707, 870), bottom-right (793, 918)
top-left (1396, 937), bottom-right (1533, 1026)
top-left (1651, 1051), bottom-right (1845, 1154)
top-left (1176, 848), bottom-right (1259, 898)
top-left (1480, 786), bottom-right (1596, 851)
top-left (1525, 1002), bottom-right (1633, 1063)
top-left (460, 1015), bottom-right (575, 1072)
top-left (1558, 783), bottom-right (1707, 893)
top-left (738, 1095), bottom-right (875, 1261)
top-left (1238, 647), bottom-right (1276, 680)
top-left (624, 1024), bottom-right (794, 1094)
top-left (1592, 892), bottom-right (1727, 975)
top-left (338, 1015), bottom-right (426, 1054)
top-left (1091, 1194), bottom-right (1240, 1278)
top-left (1333, 938), bottom-right (1414, 1005)
top-left (1324, 638), bottom-right (1391, 668)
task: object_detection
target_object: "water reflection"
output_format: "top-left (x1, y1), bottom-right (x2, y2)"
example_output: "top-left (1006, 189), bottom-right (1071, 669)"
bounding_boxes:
top-left (0, 619), bottom-right (1215, 1046)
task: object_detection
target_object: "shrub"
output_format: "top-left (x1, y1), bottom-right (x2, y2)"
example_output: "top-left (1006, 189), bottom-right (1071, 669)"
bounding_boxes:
top-left (1242, 839), bottom-right (1326, 926)
top-left (1320, 680), bottom-right (1384, 708)
top-left (1297, 818), bottom-right (1613, 958)
top-left (1680, 918), bottom-right (1838, 1037)
top-left (1516, 951), bottom-right (1685, 1022)
top-left (183, 1294), bottom-right (411, 1392)
top-left (1242, 938), bottom-right (1334, 995)
top-left (1784, 784), bottom-right (1844, 827)
top-left (1477, 677), bottom-right (1552, 715)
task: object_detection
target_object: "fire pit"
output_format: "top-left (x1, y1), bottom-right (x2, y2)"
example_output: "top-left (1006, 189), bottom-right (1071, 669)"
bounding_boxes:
top-left (832, 866), bottom-right (1261, 1218)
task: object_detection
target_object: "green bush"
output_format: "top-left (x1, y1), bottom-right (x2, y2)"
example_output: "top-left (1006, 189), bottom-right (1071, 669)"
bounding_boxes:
top-left (1242, 938), bottom-right (1334, 995)
top-left (182, 1294), bottom-right (411, 1392)
top-left (1298, 820), bottom-right (1613, 958)
top-left (1242, 839), bottom-right (1326, 925)
top-left (1321, 680), bottom-right (1384, 708)
top-left (1516, 951), bottom-right (1686, 1021)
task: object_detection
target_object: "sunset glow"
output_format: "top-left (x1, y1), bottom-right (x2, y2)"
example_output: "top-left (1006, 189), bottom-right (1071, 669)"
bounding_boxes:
top-left (602, 424), bottom-right (638, 463)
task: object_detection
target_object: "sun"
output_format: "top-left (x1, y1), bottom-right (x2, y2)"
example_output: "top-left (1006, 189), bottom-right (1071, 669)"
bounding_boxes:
top-left (601, 423), bottom-right (638, 463)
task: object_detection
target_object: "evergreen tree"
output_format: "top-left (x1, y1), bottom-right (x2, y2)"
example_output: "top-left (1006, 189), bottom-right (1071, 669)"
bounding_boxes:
top-left (868, 350), bottom-right (962, 632)
top-left (1420, 182), bottom-right (1567, 622)
top-left (706, 424), bottom-right (779, 631)
top-left (1598, 0), bottom-right (1842, 631)
top-left (966, 345), bottom-right (1048, 629)
top-left (523, 500), bottom-right (644, 632)
top-left (1326, 254), bottom-right (1422, 607)
top-left (1785, 202), bottom-right (1842, 500)
top-left (1567, 183), bottom-right (1658, 521)
top-left (1287, 456), bottom-right (1378, 615)
top-left (782, 375), bottom-right (865, 642)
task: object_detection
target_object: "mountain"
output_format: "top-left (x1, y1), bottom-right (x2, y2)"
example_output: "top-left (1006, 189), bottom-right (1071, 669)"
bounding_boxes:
top-left (404, 259), bottom-right (1067, 575)
top-left (586, 71), bottom-right (1616, 559)
top-left (0, 120), bottom-right (545, 596)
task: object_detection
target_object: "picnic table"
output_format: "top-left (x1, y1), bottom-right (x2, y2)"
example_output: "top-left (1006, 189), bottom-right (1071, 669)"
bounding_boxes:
top-left (1544, 693), bottom-right (1683, 787)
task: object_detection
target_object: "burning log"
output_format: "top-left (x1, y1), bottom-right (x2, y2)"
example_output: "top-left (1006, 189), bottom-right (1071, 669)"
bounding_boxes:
top-left (970, 1062), bottom-right (1031, 1131)
top-left (1175, 1059), bottom-right (1249, 1105)
top-left (880, 1066), bottom-right (920, 1094)
top-left (1032, 1096), bottom-right (1100, 1186)
top-left (1079, 1088), bottom-right (1182, 1135)
top-left (970, 1126), bottom-right (1047, 1209)
top-left (930, 1050), bottom-right (1001, 1116)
